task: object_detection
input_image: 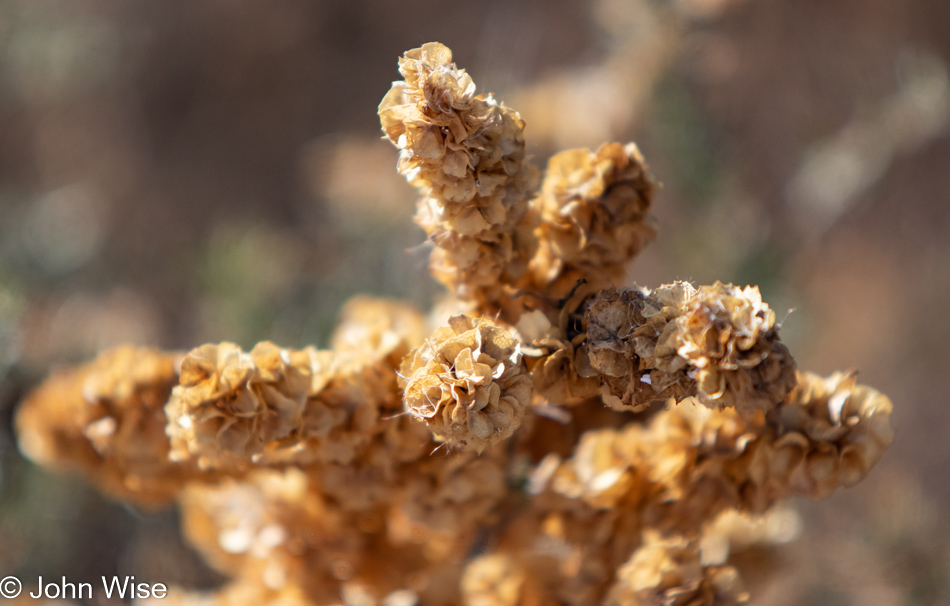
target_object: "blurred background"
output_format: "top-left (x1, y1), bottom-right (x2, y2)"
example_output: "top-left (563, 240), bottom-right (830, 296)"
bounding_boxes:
top-left (0, 0), bottom-right (948, 603)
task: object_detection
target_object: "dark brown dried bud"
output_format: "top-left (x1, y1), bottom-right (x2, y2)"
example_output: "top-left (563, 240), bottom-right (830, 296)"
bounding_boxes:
top-left (583, 282), bottom-right (797, 416)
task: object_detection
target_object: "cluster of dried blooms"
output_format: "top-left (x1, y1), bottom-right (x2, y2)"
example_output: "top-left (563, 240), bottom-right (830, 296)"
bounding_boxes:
top-left (15, 42), bottom-right (894, 606)
top-left (378, 42), bottom-right (540, 310)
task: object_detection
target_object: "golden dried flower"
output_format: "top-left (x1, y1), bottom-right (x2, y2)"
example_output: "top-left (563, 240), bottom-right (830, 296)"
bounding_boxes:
top-left (518, 309), bottom-right (600, 407)
top-left (165, 338), bottom-right (429, 474)
top-left (391, 450), bottom-right (507, 561)
top-left (533, 369), bottom-right (892, 541)
top-left (13, 40), bottom-right (900, 606)
top-left (16, 345), bottom-right (187, 505)
top-left (165, 342), bottom-right (313, 468)
top-left (547, 427), bottom-right (645, 510)
top-left (658, 282), bottom-right (796, 416)
top-left (285, 348), bottom-right (436, 474)
top-left (774, 370), bottom-right (895, 498)
top-left (181, 469), bottom-right (393, 603)
top-left (648, 371), bottom-right (893, 522)
top-left (605, 532), bottom-right (748, 606)
top-left (331, 296), bottom-right (427, 367)
top-left (699, 506), bottom-right (801, 567)
top-left (462, 553), bottom-right (555, 606)
top-left (379, 42), bottom-right (540, 309)
top-left (289, 357), bottom-right (388, 467)
top-left (401, 316), bottom-right (532, 450)
top-left (528, 143), bottom-right (657, 298)
top-left (583, 287), bottom-right (688, 412)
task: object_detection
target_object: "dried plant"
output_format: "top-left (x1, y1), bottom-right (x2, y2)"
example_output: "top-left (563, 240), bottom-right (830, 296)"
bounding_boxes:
top-left (15, 42), bottom-right (894, 606)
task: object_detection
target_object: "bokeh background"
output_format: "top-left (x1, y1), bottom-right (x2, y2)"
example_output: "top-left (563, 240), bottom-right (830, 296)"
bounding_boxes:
top-left (1, 0), bottom-right (948, 604)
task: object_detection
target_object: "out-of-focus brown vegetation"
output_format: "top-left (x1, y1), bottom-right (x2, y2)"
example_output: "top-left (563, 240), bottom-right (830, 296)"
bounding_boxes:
top-left (1, 0), bottom-right (948, 604)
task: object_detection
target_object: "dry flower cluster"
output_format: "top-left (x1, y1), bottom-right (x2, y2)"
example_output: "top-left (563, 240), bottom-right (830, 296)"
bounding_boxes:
top-left (15, 42), bottom-right (894, 606)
